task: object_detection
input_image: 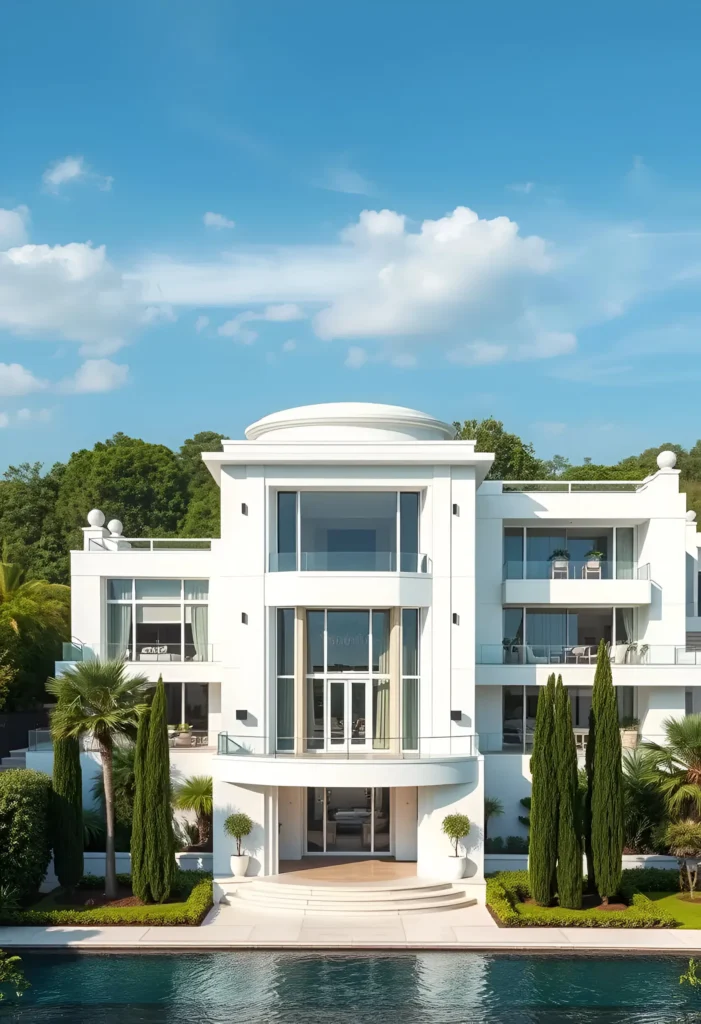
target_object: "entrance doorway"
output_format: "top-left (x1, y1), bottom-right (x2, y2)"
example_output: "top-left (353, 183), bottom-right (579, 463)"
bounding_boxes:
top-left (306, 787), bottom-right (390, 854)
top-left (327, 678), bottom-right (369, 750)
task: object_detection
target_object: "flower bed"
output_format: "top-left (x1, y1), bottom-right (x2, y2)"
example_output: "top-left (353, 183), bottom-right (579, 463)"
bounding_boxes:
top-left (487, 869), bottom-right (680, 928)
top-left (0, 870), bottom-right (212, 927)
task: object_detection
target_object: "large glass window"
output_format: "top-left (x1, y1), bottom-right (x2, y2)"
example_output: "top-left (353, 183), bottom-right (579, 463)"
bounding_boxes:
top-left (502, 685), bottom-right (538, 750)
top-left (106, 579), bottom-right (209, 662)
top-left (272, 491), bottom-right (423, 572)
top-left (163, 682), bottom-right (209, 741)
top-left (276, 609), bottom-right (295, 751)
top-left (503, 527), bottom-right (524, 579)
top-left (307, 787), bottom-right (391, 854)
top-left (503, 607), bottom-right (624, 662)
top-left (326, 610), bottom-right (370, 672)
top-left (402, 608), bottom-right (419, 750)
top-left (506, 527), bottom-right (621, 580)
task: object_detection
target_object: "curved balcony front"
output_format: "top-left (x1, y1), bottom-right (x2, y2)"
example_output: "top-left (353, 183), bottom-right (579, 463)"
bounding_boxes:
top-left (213, 733), bottom-right (479, 787)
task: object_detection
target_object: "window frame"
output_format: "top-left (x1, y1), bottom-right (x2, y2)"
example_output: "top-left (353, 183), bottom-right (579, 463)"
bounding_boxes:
top-left (106, 578), bottom-right (209, 662)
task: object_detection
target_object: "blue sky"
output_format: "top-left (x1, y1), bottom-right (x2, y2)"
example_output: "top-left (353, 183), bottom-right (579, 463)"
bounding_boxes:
top-left (2, 0), bottom-right (701, 470)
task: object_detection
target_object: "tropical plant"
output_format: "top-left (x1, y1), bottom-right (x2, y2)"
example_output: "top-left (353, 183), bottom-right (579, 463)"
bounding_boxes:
top-left (0, 949), bottom-right (29, 1000)
top-left (174, 776), bottom-right (213, 847)
top-left (622, 748), bottom-right (666, 853)
top-left (441, 813), bottom-right (471, 856)
top-left (52, 734), bottom-right (83, 891)
top-left (224, 812), bottom-right (254, 856)
top-left (90, 742), bottom-right (137, 849)
top-left (0, 887), bottom-right (20, 913)
top-left (82, 808), bottom-right (106, 850)
top-left (142, 678), bottom-right (176, 903)
top-left (484, 796), bottom-right (504, 845)
top-left (47, 659), bottom-right (150, 899)
top-left (0, 769), bottom-right (52, 900)
top-left (666, 820), bottom-right (701, 899)
top-left (518, 796), bottom-right (531, 830)
top-left (643, 714), bottom-right (701, 820)
top-left (548, 548), bottom-right (570, 560)
top-left (586, 638), bottom-right (624, 903)
top-left (554, 675), bottom-right (582, 909)
top-left (529, 674), bottom-right (558, 905)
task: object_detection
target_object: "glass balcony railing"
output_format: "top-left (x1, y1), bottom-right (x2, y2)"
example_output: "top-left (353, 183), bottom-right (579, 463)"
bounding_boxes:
top-left (61, 642), bottom-right (214, 663)
top-left (502, 560), bottom-right (650, 581)
top-left (217, 733), bottom-right (476, 758)
top-left (268, 551), bottom-right (430, 573)
top-left (479, 643), bottom-right (701, 665)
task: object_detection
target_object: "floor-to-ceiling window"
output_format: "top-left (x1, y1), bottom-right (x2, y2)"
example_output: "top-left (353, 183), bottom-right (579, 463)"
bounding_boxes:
top-left (502, 607), bottom-right (634, 662)
top-left (106, 579), bottom-right (209, 661)
top-left (503, 526), bottom-right (636, 580)
top-left (306, 787), bottom-right (391, 854)
top-left (276, 609), bottom-right (295, 751)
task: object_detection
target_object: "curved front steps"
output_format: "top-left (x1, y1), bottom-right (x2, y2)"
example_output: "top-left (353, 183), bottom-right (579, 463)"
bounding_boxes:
top-left (224, 878), bottom-right (477, 915)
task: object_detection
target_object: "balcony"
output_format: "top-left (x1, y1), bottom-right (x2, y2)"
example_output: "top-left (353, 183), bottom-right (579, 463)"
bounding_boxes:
top-left (269, 551), bottom-right (430, 573)
top-left (28, 727), bottom-right (213, 753)
top-left (62, 641), bottom-right (214, 663)
top-left (214, 732), bottom-right (479, 787)
top-left (502, 560), bottom-right (651, 606)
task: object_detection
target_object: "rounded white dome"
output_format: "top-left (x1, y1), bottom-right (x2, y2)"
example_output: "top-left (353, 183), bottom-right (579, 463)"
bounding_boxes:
top-left (107, 519), bottom-right (123, 536)
top-left (687, 510), bottom-right (697, 522)
top-left (657, 450), bottom-right (677, 470)
top-left (87, 509), bottom-right (105, 527)
top-left (245, 402), bottom-right (455, 442)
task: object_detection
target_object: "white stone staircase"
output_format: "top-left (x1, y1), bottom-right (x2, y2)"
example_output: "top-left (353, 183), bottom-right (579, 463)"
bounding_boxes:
top-left (0, 748), bottom-right (27, 772)
top-left (223, 877), bottom-right (477, 915)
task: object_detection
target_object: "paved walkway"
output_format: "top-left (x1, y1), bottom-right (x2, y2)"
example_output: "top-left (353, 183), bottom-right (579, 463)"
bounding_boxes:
top-left (4, 902), bottom-right (701, 950)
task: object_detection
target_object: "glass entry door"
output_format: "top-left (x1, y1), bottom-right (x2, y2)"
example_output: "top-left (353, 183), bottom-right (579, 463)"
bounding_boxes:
top-left (306, 787), bottom-right (391, 854)
top-left (327, 678), bottom-right (370, 751)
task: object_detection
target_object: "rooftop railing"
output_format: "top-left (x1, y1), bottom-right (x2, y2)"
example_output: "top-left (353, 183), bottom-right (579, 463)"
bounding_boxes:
top-left (500, 481), bottom-right (642, 493)
top-left (217, 733), bottom-right (477, 758)
top-left (87, 538), bottom-right (212, 551)
top-left (479, 643), bottom-right (701, 666)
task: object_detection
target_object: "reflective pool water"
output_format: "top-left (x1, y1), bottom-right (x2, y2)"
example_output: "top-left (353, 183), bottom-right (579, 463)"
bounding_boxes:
top-left (0, 951), bottom-right (699, 1023)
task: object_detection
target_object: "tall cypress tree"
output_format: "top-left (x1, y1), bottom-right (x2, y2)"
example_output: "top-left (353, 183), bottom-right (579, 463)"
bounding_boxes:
top-left (589, 641), bottom-right (624, 903)
top-left (554, 675), bottom-right (582, 909)
top-left (130, 704), bottom-right (151, 902)
top-left (143, 677), bottom-right (175, 903)
top-left (52, 734), bottom-right (84, 891)
top-left (529, 673), bottom-right (558, 905)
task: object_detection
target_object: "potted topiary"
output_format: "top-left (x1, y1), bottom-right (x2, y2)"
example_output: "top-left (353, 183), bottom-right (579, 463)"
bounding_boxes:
top-left (442, 813), bottom-right (471, 880)
top-left (224, 812), bottom-right (254, 877)
top-left (619, 716), bottom-right (640, 749)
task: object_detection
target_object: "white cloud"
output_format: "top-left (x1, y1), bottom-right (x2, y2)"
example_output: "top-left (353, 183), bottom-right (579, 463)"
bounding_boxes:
top-left (79, 338), bottom-right (127, 357)
top-left (262, 303), bottom-right (305, 322)
top-left (319, 166), bottom-right (376, 196)
top-left (195, 315), bottom-right (210, 333)
top-left (217, 313), bottom-right (258, 344)
top-left (507, 182), bottom-right (535, 194)
top-left (203, 211), bottom-right (235, 230)
top-left (60, 359), bottom-right (129, 393)
top-left (282, 339), bottom-right (297, 352)
top-left (345, 346), bottom-right (368, 369)
top-left (42, 155), bottom-right (113, 193)
top-left (0, 206), bottom-right (29, 247)
top-left (141, 304), bottom-right (176, 325)
top-left (0, 362), bottom-right (47, 396)
top-left (0, 241), bottom-right (143, 348)
top-left (446, 342), bottom-right (509, 366)
top-left (390, 352), bottom-right (417, 368)
top-left (218, 303), bottom-right (306, 343)
top-left (0, 413), bottom-right (9, 428)
top-left (16, 407), bottom-right (51, 424)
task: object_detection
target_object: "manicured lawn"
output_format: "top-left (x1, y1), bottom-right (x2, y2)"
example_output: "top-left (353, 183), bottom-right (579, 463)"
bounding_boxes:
top-left (646, 892), bottom-right (701, 929)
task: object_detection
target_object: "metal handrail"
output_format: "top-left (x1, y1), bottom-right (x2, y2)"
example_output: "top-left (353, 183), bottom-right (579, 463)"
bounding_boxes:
top-left (88, 538), bottom-right (212, 551)
top-left (501, 481), bottom-right (642, 493)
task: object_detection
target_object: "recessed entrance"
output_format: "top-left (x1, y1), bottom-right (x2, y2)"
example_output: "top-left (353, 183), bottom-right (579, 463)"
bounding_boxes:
top-left (306, 786), bottom-right (390, 854)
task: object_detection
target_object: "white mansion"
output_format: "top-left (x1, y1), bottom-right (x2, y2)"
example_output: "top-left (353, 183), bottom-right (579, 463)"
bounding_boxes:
top-left (38, 402), bottom-right (701, 899)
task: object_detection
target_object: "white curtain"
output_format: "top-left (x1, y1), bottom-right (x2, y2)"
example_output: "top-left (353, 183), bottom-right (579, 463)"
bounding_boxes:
top-left (620, 607), bottom-right (634, 644)
top-left (108, 604), bottom-right (132, 659)
top-left (402, 678), bottom-right (419, 750)
top-left (616, 527), bottom-right (635, 580)
top-left (373, 679), bottom-right (390, 750)
top-left (276, 678), bottom-right (294, 750)
top-left (190, 605), bottom-right (209, 661)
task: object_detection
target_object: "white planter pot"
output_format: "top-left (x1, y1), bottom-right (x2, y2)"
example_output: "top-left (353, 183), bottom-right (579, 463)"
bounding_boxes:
top-left (620, 729), bottom-right (639, 749)
top-left (230, 854), bottom-right (250, 878)
top-left (444, 856), bottom-right (467, 880)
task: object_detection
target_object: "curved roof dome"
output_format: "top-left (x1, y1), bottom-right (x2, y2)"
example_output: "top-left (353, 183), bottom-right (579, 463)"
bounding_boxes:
top-left (245, 402), bottom-right (455, 442)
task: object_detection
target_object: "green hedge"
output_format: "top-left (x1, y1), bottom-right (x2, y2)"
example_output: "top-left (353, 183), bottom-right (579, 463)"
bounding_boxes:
top-left (487, 870), bottom-right (678, 928)
top-left (0, 769), bottom-right (52, 901)
top-left (0, 871), bottom-right (212, 927)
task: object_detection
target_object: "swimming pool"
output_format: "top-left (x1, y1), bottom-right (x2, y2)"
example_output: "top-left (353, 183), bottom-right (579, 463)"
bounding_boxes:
top-left (0, 951), bottom-right (697, 1023)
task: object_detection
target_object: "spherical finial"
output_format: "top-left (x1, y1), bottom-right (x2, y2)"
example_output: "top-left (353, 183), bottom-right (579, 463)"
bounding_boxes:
top-left (687, 510), bottom-right (697, 522)
top-left (87, 509), bottom-right (105, 527)
top-left (107, 519), bottom-right (123, 536)
top-left (657, 450), bottom-right (677, 470)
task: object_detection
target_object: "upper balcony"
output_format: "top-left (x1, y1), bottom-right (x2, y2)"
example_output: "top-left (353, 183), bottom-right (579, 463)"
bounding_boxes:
top-left (501, 525), bottom-right (652, 606)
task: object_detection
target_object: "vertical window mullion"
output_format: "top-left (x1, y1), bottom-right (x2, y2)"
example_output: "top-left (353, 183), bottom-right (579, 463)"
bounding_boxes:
top-left (181, 683), bottom-right (185, 725)
top-left (396, 492), bottom-right (400, 573)
top-left (296, 491), bottom-right (301, 571)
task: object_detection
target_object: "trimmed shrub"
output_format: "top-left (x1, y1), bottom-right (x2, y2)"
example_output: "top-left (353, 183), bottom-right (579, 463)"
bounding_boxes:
top-left (487, 870), bottom-right (678, 929)
top-left (0, 871), bottom-right (212, 927)
top-left (130, 706), bottom-right (150, 902)
top-left (0, 769), bottom-right (52, 900)
top-left (529, 674), bottom-right (558, 904)
top-left (52, 735), bottom-right (83, 890)
top-left (554, 675), bottom-right (582, 908)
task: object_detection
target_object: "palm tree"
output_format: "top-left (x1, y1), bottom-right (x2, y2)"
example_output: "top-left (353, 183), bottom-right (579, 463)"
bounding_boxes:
top-left (484, 795), bottom-right (504, 845)
top-left (174, 776), bottom-right (213, 847)
top-left (47, 660), bottom-right (150, 898)
top-left (0, 554), bottom-right (69, 637)
top-left (622, 748), bottom-right (667, 852)
top-left (643, 715), bottom-right (701, 821)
